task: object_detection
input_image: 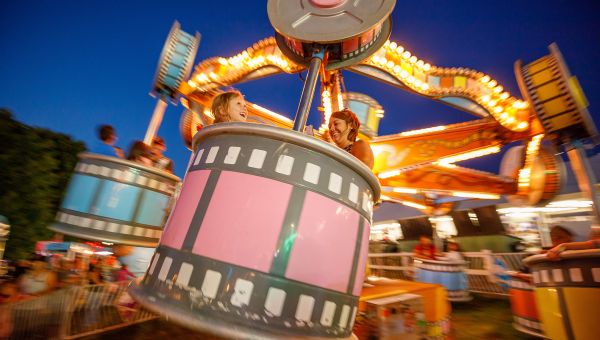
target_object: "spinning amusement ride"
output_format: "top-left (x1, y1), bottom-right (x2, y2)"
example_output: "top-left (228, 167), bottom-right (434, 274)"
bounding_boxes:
top-left (49, 1), bottom-right (599, 339)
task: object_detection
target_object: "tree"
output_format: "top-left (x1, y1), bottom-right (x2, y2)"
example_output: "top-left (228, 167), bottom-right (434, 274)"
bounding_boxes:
top-left (0, 108), bottom-right (86, 260)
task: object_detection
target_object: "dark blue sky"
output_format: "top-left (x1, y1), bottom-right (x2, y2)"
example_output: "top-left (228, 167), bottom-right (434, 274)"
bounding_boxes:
top-left (2, 0), bottom-right (599, 178)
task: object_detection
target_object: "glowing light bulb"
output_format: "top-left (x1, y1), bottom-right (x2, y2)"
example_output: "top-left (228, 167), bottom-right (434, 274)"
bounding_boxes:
top-left (480, 75), bottom-right (491, 83)
top-left (517, 121), bottom-right (529, 129)
top-left (500, 92), bottom-right (509, 100)
top-left (389, 41), bottom-right (397, 50)
top-left (488, 80), bottom-right (497, 88)
top-left (396, 46), bottom-right (405, 54)
top-left (481, 95), bottom-right (491, 103)
top-left (409, 56), bottom-right (418, 63)
top-left (416, 60), bottom-right (424, 68)
top-left (423, 63), bottom-right (431, 71)
top-left (402, 51), bottom-right (411, 59)
top-left (494, 85), bottom-right (503, 93)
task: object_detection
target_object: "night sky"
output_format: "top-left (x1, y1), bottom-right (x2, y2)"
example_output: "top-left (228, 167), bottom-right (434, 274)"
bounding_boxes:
top-left (2, 0), bottom-right (599, 178)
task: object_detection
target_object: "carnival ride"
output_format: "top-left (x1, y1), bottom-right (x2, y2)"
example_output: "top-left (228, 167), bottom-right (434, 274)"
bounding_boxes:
top-left (46, 0), bottom-right (599, 339)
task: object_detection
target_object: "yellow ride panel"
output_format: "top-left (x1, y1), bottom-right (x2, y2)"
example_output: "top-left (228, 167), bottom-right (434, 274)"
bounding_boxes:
top-left (541, 96), bottom-right (572, 116)
top-left (535, 81), bottom-right (563, 102)
top-left (527, 57), bottom-right (551, 75)
top-left (534, 287), bottom-right (568, 340)
top-left (548, 112), bottom-right (578, 131)
top-left (530, 68), bottom-right (555, 86)
top-left (563, 287), bottom-right (600, 340)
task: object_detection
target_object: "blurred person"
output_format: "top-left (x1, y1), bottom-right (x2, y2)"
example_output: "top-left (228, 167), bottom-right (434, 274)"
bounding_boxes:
top-left (58, 259), bottom-right (82, 288)
top-left (328, 109), bottom-right (374, 169)
top-left (0, 279), bottom-right (26, 338)
top-left (113, 264), bottom-right (136, 282)
top-left (18, 256), bottom-right (57, 296)
top-left (88, 264), bottom-right (103, 285)
top-left (413, 234), bottom-right (438, 260)
top-left (549, 225), bottom-right (574, 248)
top-left (211, 90), bottom-right (248, 123)
top-left (127, 140), bottom-right (154, 166)
top-left (150, 136), bottom-right (174, 173)
top-left (92, 124), bottom-right (125, 158)
top-left (546, 227), bottom-right (600, 260)
top-left (442, 241), bottom-right (464, 261)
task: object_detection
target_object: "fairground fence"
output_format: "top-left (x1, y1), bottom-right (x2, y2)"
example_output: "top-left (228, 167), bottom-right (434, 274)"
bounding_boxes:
top-left (0, 281), bottom-right (157, 339)
top-left (368, 251), bottom-right (528, 296)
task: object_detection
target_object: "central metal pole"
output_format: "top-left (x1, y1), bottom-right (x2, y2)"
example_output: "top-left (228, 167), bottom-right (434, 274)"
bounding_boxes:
top-left (293, 48), bottom-right (324, 132)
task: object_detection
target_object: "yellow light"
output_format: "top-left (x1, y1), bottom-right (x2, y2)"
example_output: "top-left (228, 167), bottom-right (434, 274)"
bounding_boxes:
top-left (414, 79), bottom-right (422, 87)
top-left (488, 80), bottom-right (497, 88)
top-left (500, 112), bottom-right (508, 119)
top-left (209, 72), bottom-right (218, 80)
top-left (513, 100), bottom-right (529, 109)
top-left (493, 106), bottom-right (503, 114)
top-left (402, 51), bottom-right (411, 59)
top-left (407, 76), bottom-right (415, 84)
top-left (378, 57), bottom-right (387, 66)
top-left (423, 63), bottom-right (431, 71)
top-left (203, 109), bottom-right (215, 119)
top-left (416, 60), bottom-right (424, 68)
top-left (409, 56), bottom-right (418, 64)
top-left (393, 65), bottom-right (401, 74)
top-left (250, 104), bottom-right (293, 123)
top-left (386, 61), bottom-right (395, 69)
top-left (402, 201), bottom-right (427, 210)
top-left (372, 55), bottom-right (380, 63)
top-left (517, 121), bottom-right (529, 130)
top-left (437, 145), bottom-right (501, 165)
top-left (400, 70), bottom-right (409, 79)
top-left (393, 187), bottom-right (419, 194)
top-left (493, 85), bottom-right (503, 93)
top-left (400, 125), bottom-right (447, 137)
top-left (384, 40), bottom-right (390, 47)
top-left (507, 116), bottom-right (515, 123)
top-left (188, 80), bottom-right (197, 87)
top-left (421, 83), bottom-right (430, 91)
top-left (500, 92), bottom-right (510, 100)
top-left (396, 46), bottom-right (405, 54)
top-left (451, 191), bottom-right (500, 199)
top-left (481, 95), bottom-right (491, 103)
top-left (488, 100), bottom-right (497, 107)
top-left (480, 75), bottom-right (491, 83)
top-left (378, 169), bottom-right (402, 179)
top-left (389, 41), bottom-right (397, 50)
top-left (433, 162), bottom-right (457, 169)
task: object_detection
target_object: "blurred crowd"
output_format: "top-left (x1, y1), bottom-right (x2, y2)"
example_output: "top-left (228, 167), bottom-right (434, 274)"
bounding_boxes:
top-left (92, 124), bottom-right (174, 173)
top-left (0, 254), bottom-right (135, 305)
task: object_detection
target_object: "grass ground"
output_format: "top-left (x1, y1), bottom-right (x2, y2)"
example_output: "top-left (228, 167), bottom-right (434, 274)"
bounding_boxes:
top-left (82, 294), bottom-right (541, 339)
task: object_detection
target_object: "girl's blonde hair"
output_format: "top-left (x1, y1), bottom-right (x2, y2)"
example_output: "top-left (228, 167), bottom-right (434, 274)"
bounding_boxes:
top-left (211, 90), bottom-right (243, 123)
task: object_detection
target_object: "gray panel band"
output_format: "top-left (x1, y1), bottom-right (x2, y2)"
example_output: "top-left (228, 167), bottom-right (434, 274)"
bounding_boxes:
top-left (141, 245), bottom-right (357, 337)
top-left (181, 170), bottom-right (222, 251)
top-left (190, 134), bottom-right (374, 221)
top-left (347, 218), bottom-right (364, 294)
top-left (269, 187), bottom-right (306, 277)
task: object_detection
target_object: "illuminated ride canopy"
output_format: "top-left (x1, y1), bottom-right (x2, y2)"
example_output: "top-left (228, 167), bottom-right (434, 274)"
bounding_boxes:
top-left (178, 29), bottom-right (594, 217)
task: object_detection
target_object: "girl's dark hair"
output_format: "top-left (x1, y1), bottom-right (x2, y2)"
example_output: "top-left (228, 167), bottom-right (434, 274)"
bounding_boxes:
top-left (127, 141), bottom-right (152, 161)
top-left (330, 109), bottom-right (360, 142)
